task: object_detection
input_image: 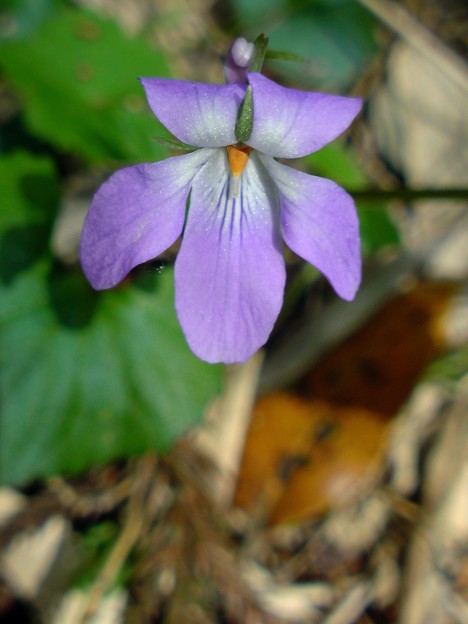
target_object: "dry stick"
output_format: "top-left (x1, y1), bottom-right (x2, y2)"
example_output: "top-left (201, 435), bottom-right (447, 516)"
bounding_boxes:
top-left (81, 511), bottom-right (141, 622)
top-left (48, 475), bottom-right (132, 517)
top-left (195, 353), bottom-right (264, 508)
top-left (80, 456), bottom-right (156, 622)
top-left (358, 0), bottom-right (468, 94)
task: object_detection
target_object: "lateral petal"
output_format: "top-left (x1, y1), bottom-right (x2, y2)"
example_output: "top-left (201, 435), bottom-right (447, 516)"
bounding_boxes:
top-left (248, 73), bottom-right (362, 159)
top-left (140, 78), bottom-right (246, 148)
top-left (262, 156), bottom-right (361, 300)
top-left (80, 149), bottom-right (213, 290)
top-left (175, 152), bottom-right (286, 364)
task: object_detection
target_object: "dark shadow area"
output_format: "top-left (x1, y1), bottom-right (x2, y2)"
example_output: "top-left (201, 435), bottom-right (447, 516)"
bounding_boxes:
top-left (47, 260), bottom-right (100, 329)
top-left (0, 171), bottom-right (58, 283)
top-left (0, 222), bottom-right (50, 285)
top-left (130, 258), bottom-right (167, 293)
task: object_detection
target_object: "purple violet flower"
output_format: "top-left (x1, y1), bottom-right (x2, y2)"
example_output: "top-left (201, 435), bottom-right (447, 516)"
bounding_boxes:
top-left (80, 48), bottom-right (362, 365)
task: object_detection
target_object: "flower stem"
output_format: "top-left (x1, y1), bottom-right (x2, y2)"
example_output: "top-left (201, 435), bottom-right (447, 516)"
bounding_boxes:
top-left (350, 188), bottom-right (468, 202)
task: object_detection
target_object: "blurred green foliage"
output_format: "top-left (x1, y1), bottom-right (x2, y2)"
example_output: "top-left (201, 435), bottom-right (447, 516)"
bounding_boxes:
top-left (0, 152), bottom-right (221, 485)
top-left (0, 0), bottom-right (396, 485)
top-left (77, 521), bottom-right (128, 589)
top-left (0, 4), bottom-right (169, 162)
top-left (231, 0), bottom-right (377, 89)
top-left (0, 0), bottom-right (58, 41)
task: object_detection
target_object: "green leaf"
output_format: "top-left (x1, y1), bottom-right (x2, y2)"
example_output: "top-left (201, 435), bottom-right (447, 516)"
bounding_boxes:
top-left (0, 155), bottom-right (221, 486)
top-left (357, 202), bottom-right (400, 255)
top-left (305, 142), bottom-right (368, 190)
top-left (0, 6), bottom-right (170, 162)
top-left (0, 151), bottom-right (59, 284)
top-left (265, 50), bottom-right (308, 63)
top-left (0, 262), bottom-right (222, 485)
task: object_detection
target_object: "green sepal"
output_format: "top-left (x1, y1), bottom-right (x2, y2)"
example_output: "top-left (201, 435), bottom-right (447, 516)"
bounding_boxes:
top-left (248, 34), bottom-right (269, 73)
top-left (153, 136), bottom-right (197, 151)
top-left (235, 85), bottom-right (254, 143)
top-left (266, 50), bottom-right (308, 63)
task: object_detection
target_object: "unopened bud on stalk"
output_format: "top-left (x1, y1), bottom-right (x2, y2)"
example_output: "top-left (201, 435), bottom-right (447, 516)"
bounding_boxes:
top-left (224, 37), bottom-right (254, 84)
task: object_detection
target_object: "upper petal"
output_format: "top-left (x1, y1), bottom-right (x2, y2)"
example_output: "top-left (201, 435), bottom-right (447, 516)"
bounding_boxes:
top-left (247, 73), bottom-right (362, 159)
top-left (261, 156), bottom-right (361, 300)
top-left (140, 78), bottom-right (246, 147)
top-left (80, 149), bottom-right (213, 290)
top-left (175, 151), bottom-right (286, 364)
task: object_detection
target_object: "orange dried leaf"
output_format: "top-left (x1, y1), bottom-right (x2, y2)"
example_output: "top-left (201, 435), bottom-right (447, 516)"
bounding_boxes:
top-left (235, 283), bottom-right (455, 525)
top-left (303, 282), bottom-right (455, 416)
top-left (235, 394), bottom-right (388, 524)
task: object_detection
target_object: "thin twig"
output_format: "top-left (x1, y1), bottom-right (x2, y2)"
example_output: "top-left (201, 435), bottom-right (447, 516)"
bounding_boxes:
top-left (80, 456), bottom-right (156, 622)
top-left (194, 353), bottom-right (263, 508)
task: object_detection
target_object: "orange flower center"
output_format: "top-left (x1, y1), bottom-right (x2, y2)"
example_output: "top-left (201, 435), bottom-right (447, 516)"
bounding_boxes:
top-left (226, 145), bottom-right (251, 177)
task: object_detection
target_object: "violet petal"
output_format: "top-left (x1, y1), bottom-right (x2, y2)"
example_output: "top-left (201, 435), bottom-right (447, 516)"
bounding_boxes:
top-left (175, 151), bottom-right (286, 364)
top-left (140, 78), bottom-right (246, 148)
top-left (80, 149), bottom-right (213, 290)
top-left (262, 155), bottom-right (361, 300)
top-left (247, 73), bottom-right (362, 159)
